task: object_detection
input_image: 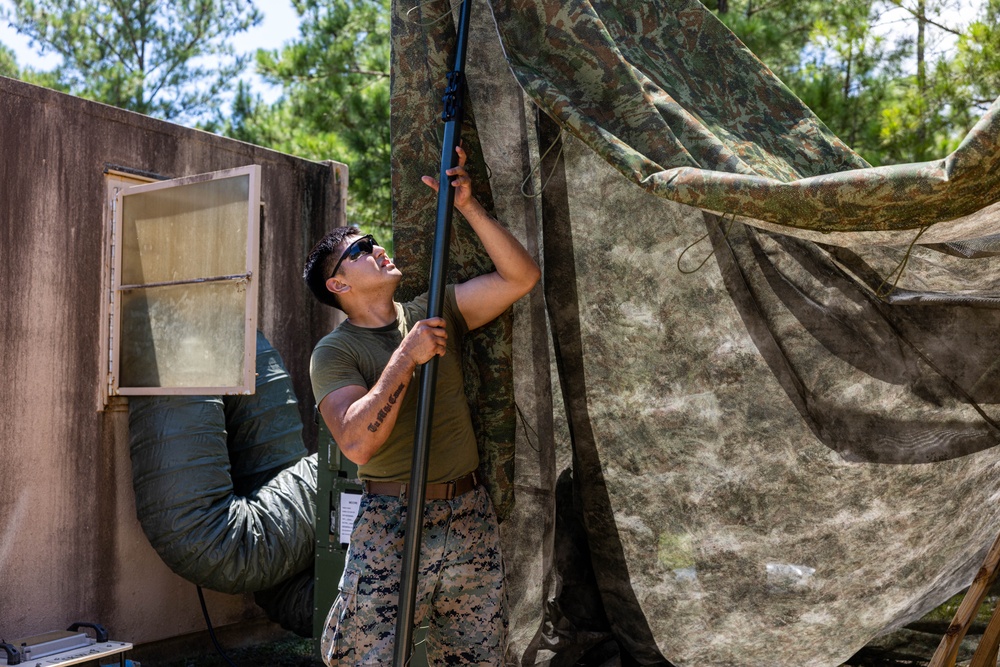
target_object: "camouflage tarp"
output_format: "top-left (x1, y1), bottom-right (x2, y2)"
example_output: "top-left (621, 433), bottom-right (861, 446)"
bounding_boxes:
top-left (390, 1), bottom-right (562, 662)
top-left (390, 0), bottom-right (518, 521)
top-left (390, 0), bottom-right (1000, 666)
top-left (488, 0), bottom-right (1000, 241)
top-left (529, 129), bottom-right (1000, 666)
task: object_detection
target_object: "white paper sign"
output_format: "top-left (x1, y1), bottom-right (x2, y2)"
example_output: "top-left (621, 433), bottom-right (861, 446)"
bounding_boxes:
top-left (339, 491), bottom-right (362, 544)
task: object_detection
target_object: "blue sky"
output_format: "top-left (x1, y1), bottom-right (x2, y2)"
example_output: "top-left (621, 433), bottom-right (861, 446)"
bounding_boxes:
top-left (0, 0), bottom-right (302, 104)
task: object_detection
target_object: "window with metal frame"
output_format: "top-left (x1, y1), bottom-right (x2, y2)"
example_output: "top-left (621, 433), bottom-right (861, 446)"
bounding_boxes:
top-left (106, 165), bottom-right (261, 399)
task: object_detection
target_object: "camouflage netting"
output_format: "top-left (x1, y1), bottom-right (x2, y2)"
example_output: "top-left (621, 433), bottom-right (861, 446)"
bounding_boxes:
top-left (390, 0), bottom-right (519, 521)
top-left (391, 0), bottom-right (1000, 665)
top-left (490, 0), bottom-right (1000, 240)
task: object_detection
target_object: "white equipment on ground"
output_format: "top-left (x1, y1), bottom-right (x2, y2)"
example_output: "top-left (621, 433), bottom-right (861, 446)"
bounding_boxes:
top-left (1, 623), bottom-right (131, 666)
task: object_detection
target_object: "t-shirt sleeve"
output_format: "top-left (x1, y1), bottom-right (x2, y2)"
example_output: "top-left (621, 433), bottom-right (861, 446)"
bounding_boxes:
top-left (407, 285), bottom-right (469, 339)
top-left (310, 338), bottom-right (367, 406)
top-left (444, 284), bottom-right (469, 338)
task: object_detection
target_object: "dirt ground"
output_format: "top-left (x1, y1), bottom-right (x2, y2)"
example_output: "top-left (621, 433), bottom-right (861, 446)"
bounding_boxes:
top-left (133, 636), bottom-right (321, 667)
top-left (120, 590), bottom-right (997, 667)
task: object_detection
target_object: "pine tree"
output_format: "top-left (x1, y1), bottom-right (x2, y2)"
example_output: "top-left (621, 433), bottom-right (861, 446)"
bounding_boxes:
top-left (2, 0), bottom-right (262, 123)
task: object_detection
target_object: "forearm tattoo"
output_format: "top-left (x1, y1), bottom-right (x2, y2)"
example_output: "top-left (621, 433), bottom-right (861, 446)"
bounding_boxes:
top-left (367, 383), bottom-right (405, 433)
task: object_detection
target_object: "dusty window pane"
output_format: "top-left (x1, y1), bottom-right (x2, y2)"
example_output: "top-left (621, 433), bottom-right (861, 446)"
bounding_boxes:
top-left (120, 175), bottom-right (250, 286)
top-left (110, 166), bottom-right (259, 395)
top-left (119, 282), bottom-right (246, 387)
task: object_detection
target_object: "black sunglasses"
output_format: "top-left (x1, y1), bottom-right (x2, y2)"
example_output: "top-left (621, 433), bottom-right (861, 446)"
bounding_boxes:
top-left (330, 235), bottom-right (378, 278)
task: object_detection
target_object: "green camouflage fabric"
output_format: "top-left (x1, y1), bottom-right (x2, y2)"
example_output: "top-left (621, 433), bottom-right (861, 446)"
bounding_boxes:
top-left (385, 1), bottom-right (1000, 665)
top-left (486, 0), bottom-right (1000, 234)
top-left (390, 0), bottom-right (517, 520)
top-left (527, 128), bottom-right (1000, 666)
top-left (320, 486), bottom-right (507, 665)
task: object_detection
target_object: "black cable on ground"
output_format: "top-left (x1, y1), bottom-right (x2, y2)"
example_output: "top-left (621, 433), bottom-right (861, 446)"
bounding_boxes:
top-left (197, 585), bottom-right (240, 667)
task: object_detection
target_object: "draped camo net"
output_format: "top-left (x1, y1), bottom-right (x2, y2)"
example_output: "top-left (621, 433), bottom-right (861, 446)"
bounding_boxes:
top-left (390, 1), bottom-right (1000, 664)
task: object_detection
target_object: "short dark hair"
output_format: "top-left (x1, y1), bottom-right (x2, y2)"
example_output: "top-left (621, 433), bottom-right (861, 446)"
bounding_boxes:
top-left (303, 225), bottom-right (361, 308)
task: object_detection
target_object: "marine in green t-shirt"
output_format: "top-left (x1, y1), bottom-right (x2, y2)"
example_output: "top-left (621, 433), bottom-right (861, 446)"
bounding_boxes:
top-left (309, 285), bottom-right (478, 484)
top-left (302, 146), bottom-right (540, 666)
top-left (303, 146), bottom-right (539, 483)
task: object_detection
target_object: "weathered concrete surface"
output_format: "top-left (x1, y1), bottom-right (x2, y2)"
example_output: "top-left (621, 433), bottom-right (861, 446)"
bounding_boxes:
top-left (0, 76), bottom-right (342, 644)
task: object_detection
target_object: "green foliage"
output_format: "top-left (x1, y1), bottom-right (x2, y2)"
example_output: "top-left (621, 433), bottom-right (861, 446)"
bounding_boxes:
top-left (0, 43), bottom-right (18, 78)
top-left (0, 40), bottom-right (72, 90)
top-left (712, 0), bottom-right (831, 74)
top-left (1, 0), bottom-right (262, 123)
top-left (951, 0), bottom-right (1000, 114)
top-left (794, 0), bottom-right (910, 163)
top-left (6, 0), bottom-right (997, 210)
top-left (218, 0), bottom-right (391, 245)
top-left (714, 0), bottom-right (994, 166)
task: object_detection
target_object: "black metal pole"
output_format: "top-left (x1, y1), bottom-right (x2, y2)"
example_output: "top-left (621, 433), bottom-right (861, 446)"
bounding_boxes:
top-left (392, 1), bottom-right (474, 665)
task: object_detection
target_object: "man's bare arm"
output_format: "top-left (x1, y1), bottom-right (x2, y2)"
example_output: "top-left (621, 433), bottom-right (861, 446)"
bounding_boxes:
top-left (318, 318), bottom-right (447, 465)
top-left (422, 146), bottom-right (541, 330)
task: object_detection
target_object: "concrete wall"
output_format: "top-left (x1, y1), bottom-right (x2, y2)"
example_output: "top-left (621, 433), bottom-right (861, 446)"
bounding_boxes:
top-left (0, 76), bottom-right (343, 644)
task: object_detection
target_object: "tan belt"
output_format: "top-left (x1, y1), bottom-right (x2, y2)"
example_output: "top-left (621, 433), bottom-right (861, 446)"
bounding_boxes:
top-left (363, 471), bottom-right (478, 501)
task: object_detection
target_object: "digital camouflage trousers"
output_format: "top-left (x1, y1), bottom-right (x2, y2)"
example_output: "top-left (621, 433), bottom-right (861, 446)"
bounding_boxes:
top-left (321, 484), bottom-right (508, 666)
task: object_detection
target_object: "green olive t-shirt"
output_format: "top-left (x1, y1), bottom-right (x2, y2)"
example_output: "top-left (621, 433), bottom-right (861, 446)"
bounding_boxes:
top-left (309, 285), bottom-right (478, 483)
